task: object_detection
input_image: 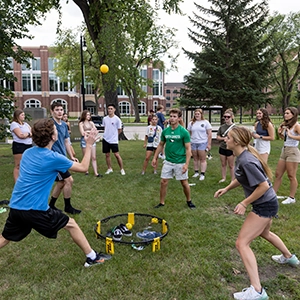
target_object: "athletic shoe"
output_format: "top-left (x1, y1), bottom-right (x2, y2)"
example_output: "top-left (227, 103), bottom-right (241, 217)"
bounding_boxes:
top-left (96, 174), bottom-right (103, 178)
top-left (112, 227), bottom-right (123, 241)
top-left (105, 168), bottom-right (113, 174)
top-left (136, 230), bottom-right (161, 240)
top-left (64, 206), bottom-right (81, 214)
top-left (187, 201), bottom-right (196, 209)
top-left (271, 254), bottom-right (300, 267)
top-left (98, 252), bottom-right (112, 260)
top-left (192, 173), bottom-right (199, 178)
top-left (158, 153), bottom-right (165, 159)
top-left (233, 285), bottom-right (269, 300)
top-left (84, 252), bottom-right (105, 267)
top-left (118, 223), bottom-right (132, 236)
top-left (154, 170), bottom-right (157, 174)
top-left (199, 174), bottom-right (205, 181)
top-left (282, 197), bottom-right (296, 204)
top-left (219, 178), bottom-right (226, 183)
top-left (154, 203), bottom-right (165, 208)
top-left (141, 171), bottom-right (145, 175)
top-left (120, 169), bottom-right (126, 175)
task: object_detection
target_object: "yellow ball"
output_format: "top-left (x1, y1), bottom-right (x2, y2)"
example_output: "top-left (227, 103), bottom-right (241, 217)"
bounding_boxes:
top-left (100, 64), bottom-right (109, 74)
top-left (126, 223), bottom-right (132, 230)
top-left (151, 218), bottom-right (158, 224)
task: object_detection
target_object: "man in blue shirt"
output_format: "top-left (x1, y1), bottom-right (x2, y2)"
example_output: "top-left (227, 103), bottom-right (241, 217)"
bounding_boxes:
top-left (49, 102), bottom-right (81, 214)
top-left (0, 119), bottom-right (110, 267)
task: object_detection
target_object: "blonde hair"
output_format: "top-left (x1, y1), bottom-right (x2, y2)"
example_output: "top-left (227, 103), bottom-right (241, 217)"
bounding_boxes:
top-left (229, 126), bottom-right (273, 180)
top-left (192, 109), bottom-right (204, 124)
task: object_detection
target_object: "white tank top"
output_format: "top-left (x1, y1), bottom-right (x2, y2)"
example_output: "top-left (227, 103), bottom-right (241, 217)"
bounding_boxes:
top-left (284, 126), bottom-right (299, 147)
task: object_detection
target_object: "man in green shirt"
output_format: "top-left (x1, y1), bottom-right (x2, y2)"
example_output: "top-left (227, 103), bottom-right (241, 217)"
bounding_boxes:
top-left (152, 108), bottom-right (196, 209)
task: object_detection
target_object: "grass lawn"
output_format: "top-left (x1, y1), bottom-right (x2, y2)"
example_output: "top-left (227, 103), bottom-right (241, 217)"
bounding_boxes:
top-left (0, 138), bottom-right (299, 300)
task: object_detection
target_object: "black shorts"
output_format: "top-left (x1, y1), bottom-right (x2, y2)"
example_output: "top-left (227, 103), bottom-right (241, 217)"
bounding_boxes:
top-left (146, 146), bottom-right (157, 152)
top-left (252, 197), bottom-right (279, 218)
top-left (12, 141), bottom-right (32, 155)
top-left (102, 139), bottom-right (119, 153)
top-left (219, 147), bottom-right (233, 157)
top-left (2, 208), bottom-right (69, 241)
top-left (55, 170), bottom-right (72, 182)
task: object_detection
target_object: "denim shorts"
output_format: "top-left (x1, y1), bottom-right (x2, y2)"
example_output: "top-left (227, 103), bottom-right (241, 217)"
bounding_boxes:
top-left (191, 142), bottom-right (207, 151)
top-left (252, 196), bottom-right (278, 218)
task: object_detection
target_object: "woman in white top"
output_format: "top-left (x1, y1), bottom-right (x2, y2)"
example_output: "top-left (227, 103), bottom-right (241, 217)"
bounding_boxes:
top-left (141, 115), bottom-right (162, 175)
top-left (252, 108), bottom-right (274, 163)
top-left (273, 107), bottom-right (300, 204)
top-left (78, 110), bottom-right (102, 177)
top-left (10, 109), bottom-right (32, 182)
top-left (187, 109), bottom-right (212, 181)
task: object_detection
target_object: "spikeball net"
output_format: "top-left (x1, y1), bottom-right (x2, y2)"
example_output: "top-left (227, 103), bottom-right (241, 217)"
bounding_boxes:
top-left (94, 212), bottom-right (169, 254)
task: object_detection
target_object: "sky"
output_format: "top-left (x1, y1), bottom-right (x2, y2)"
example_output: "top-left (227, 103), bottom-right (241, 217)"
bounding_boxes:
top-left (17, 0), bottom-right (300, 82)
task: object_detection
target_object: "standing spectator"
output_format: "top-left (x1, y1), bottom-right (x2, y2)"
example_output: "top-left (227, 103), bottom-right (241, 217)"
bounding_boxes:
top-left (273, 107), bottom-right (300, 204)
top-left (252, 108), bottom-right (275, 163)
top-left (214, 126), bottom-right (299, 300)
top-left (147, 109), bottom-right (155, 125)
top-left (102, 103), bottom-right (125, 175)
top-left (78, 110), bottom-right (102, 177)
top-left (0, 119), bottom-right (111, 267)
top-left (187, 108), bottom-right (212, 180)
top-left (152, 108), bottom-right (196, 209)
top-left (142, 115), bottom-right (163, 175)
top-left (216, 109), bottom-right (235, 183)
top-left (49, 102), bottom-right (81, 214)
top-left (156, 105), bottom-right (167, 159)
top-left (62, 113), bottom-right (76, 158)
top-left (10, 109), bottom-right (32, 182)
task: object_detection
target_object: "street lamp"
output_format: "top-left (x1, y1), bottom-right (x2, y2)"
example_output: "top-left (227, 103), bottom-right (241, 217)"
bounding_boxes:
top-left (80, 34), bottom-right (87, 110)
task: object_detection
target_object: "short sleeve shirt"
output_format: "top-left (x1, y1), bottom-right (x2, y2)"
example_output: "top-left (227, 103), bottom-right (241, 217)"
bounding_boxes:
top-left (103, 115), bottom-right (122, 144)
top-left (161, 125), bottom-right (190, 164)
top-left (235, 150), bottom-right (276, 205)
top-left (10, 121), bottom-right (32, 145)
top-left (146, 125), bottom-right (163, 148)
top-left (51, 119), bottom-right (70, 156)
top-left (187, 120), bottom-right (212, 144)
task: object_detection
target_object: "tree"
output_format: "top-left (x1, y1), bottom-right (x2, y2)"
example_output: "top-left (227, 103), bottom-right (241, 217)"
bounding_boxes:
top-left (267, 12), bottom-right (300, 111)
top-left (180, 0), bottom-right (274, 113)
top-left (0, 0), bottom-right (61, 138)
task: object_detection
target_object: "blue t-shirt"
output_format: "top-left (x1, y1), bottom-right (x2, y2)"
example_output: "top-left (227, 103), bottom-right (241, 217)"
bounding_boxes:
top-left (156, 112), bottom-right (165, 129)
top-left (9, 147), bottom-right (73, 211)
top-left (51, 119), bottom-right (70, 156)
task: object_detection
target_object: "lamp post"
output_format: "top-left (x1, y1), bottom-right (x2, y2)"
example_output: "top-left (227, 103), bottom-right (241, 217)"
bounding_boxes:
top-left (80, 34), bottom-right (87, 110)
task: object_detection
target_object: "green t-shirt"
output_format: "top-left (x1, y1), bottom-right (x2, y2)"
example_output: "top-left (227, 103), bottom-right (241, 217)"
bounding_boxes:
top-left (161, 125), bottom-right (190, 164)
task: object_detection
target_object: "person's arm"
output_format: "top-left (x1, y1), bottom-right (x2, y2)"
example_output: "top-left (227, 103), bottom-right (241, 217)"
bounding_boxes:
top-left (234, 180), bottom-right (270, 215)
top-left (12, 126), bottom-right (31, 139)
top-left (65, 138), bottom-right (77, 161)
top-left (182, 142), bottom-right (191, 174)
top-left (206, 129), bottom-right (212, 150)
top-left (78, 122), bottom-right (85, 136)
top-left (70, 128), bottom-right (98, 172)
top-left (265, 123), bottom-right (275, 141)
top-left (214, 179), bottom-right (240, 198)
top-left (152, 141), bottom-right (165, 167)
top-left (143, 135), bottom-right (148, 148)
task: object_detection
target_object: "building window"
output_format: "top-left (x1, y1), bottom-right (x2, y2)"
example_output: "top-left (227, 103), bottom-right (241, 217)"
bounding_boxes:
top-left (166, 103), bottom-right (171, 108)
top-left (153, 101), bottom-right (158, 112)
top-left (51, 99), bottom-right (68, 113)
top-left (117, 86), bottom-right (126, 96)
top-left (152, 69), bottom-right (163, 96)
top-left (22, 74), bottom-right (41, 92)
top-left (166, 89), bottom-right (170, 94)
top-left (166, 96), bottom-right (170, 100)
top-left (138, 101), bottom-right (146, 115)
top-left (85, 82), bottom-right (94, 95)
top-left (21, 58), bottom-right (41, 71)
top-left (119, 101), bottom-right (130, 115)
top-left (140, 67), bottom-right (147, 93)
top-left (49, 74), bottom-right (72, 92)
top-left (0, 79), bottom-right (15, 91)
top-left (173, 97), bottom-right (178, 101)
top-left (24, 99), bottom-right (41, 108)
top-left (22, 74), bottom-right (31, 91)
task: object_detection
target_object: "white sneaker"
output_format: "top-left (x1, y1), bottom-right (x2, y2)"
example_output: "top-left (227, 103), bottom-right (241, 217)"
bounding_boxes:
top-left (199, 174), bottom-right (205, 181)
top-left (271, 254), bottom-right (300, 267)
top-left (120, 169), bottom-right (126, 175)
top-left (105, 169), bottom-right (113, 174)
top-left (281, 197), bottom-right (296, 204)
top-left (218, 178), bottom-right (226, 183)
top-left (192, 173), bottom-right (199, 178)
top-left (233, 285), bottom-right (269, 300)
top-left (158, 153), bottom-right (165, 160)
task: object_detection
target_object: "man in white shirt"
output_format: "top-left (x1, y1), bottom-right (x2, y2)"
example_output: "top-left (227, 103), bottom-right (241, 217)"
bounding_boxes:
top-left (102, 104), bottom-right (125, 175)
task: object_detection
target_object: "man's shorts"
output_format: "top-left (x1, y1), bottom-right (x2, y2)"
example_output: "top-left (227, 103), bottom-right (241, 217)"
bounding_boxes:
top-left (191, 142), bottom-right (207, 151)
top-left (161, 160), bottom-right (188, 180)
top-left (219, 147), bottom-right (233, 157)
top-left (12, 141), bottom-right (32, 155)
top-left (2, 208), bottom-right (69, 241)
top-left (102, 139), bottom-right (119, 153)
top-left (279, 146), bottom-right (300, 163)
top-left (55, 170), bottom-right (72, 182)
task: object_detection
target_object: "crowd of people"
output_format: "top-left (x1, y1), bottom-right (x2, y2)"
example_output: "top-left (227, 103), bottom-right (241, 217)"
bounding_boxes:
top-left (4, 104), bottom-right (300, 297)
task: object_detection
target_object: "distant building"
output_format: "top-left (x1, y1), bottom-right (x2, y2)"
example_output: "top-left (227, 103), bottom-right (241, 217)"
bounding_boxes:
top-left (164, 82), bottom-right (185, 113)
top-left (3, 46), bottom-right (166, 117)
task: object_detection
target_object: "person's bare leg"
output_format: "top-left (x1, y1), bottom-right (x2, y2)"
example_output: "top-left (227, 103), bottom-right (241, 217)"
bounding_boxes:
top-left (159, 178), bottom-right (169, 205)
top-left (273, 160), bottom-right (286, 193)
top-left (0, 235), bottom-right (10, 248)
top-left (286, 161), bottom-right (298, 198)
top-left (13, 154), bottom-right (22, 182)
top-left (219, 154), bottom-right (227, 180)
top-left (180, 179), bottom-right (191, 201)
top-left (114, 152), bottom-right (124, 170)
top-left (105, 153), bottom-right (112, 170)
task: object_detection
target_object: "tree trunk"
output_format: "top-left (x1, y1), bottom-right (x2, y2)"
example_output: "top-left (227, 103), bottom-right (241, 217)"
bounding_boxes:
top-left (133, 89), bottom-right (140, 123)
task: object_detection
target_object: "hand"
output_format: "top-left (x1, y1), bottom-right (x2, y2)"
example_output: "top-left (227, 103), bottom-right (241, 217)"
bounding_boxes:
top-left (181, 164), bottom-right (188, 174)
top-left (72, 157), bottom-right (79, 162)
top-left (85, 128), bottom-right (98, 145)
top-left (214, 188), bottom-right (227, 198)
top-left (234, 203), bottom-right (246, 215)
top-left (151, 158), bottom-right (157, 168)
top-left (143, 144), bottom-right (146, 148)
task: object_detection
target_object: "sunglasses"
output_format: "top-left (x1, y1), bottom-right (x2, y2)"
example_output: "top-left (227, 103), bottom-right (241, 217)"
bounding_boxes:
top-left (223, 116), bottom-right (231, 119)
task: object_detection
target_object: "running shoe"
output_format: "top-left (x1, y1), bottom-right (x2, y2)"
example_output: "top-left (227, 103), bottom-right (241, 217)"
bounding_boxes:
top-left (233, 285), bottom-right (269, 300)
top-left (271, 254), bottom-right (299, 267)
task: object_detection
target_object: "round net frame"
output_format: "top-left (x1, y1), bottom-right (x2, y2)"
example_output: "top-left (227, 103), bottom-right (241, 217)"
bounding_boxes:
top-left (94, 212), bottom-right (169, 252)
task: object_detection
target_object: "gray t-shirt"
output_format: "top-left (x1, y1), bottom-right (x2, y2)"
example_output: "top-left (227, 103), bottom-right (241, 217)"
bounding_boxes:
top-left (235, 150), bottom-right (276, 205)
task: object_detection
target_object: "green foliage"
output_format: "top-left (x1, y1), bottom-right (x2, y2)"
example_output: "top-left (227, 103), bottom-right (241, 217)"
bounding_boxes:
top-left (181, 0), bottom-right (274, 110)
top-left (0, 139), bottom-right (299, 299)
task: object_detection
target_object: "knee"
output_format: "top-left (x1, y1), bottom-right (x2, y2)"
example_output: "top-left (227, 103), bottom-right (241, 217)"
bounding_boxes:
top-left (65, 177), bottom-right (74, 187)
top-left (65, 217), bottom-right (79, 230)
top-left (235, 238), bottom-right (243, 252)
top-left (161, 179), bottom-right (168, 186)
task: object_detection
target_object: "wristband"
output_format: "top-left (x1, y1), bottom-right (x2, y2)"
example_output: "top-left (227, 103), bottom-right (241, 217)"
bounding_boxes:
top-left (240, 202), bottom-right (247, 208)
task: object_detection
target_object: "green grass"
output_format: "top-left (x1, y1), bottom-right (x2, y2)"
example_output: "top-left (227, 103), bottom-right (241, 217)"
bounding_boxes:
top-left (0, 139), bottom-right (299, 299)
